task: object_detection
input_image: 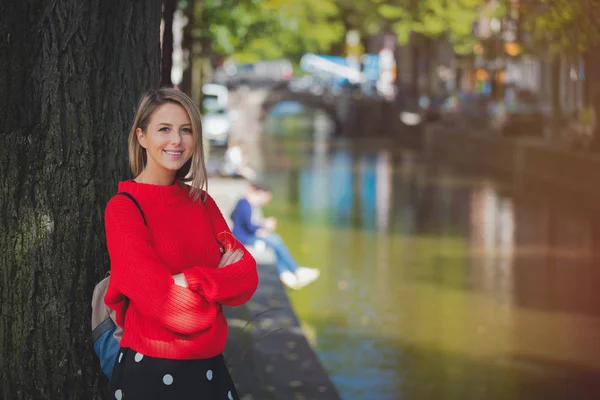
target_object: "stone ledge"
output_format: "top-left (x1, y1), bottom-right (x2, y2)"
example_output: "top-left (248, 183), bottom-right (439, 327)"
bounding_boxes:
top-left (224, 264), bottom-right (340, 400)
top-left (209, 177), bottom-right (340, 399)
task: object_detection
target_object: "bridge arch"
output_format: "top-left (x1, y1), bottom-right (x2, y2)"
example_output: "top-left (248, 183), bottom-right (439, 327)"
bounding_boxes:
top-left (260, 89), bottom-right (343, 136)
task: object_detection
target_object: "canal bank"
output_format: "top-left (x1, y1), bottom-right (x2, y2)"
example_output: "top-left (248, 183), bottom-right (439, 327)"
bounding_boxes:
top-left (229, 99), bottom-right (600, 399)
top-left (251, 132), bottom-right (600, 399)
top-left (423, 125), bottom-right (600, 205)
top-left (209, 178), bottom-right (340, 400)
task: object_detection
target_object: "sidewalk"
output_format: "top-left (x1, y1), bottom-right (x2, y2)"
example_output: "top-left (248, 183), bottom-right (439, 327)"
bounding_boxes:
top-left (210, 177), bottom-right (341, 400)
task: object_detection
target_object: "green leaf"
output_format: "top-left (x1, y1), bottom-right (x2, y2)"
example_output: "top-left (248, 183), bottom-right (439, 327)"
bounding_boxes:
top-left (378, 4), bottom-right (408, 20)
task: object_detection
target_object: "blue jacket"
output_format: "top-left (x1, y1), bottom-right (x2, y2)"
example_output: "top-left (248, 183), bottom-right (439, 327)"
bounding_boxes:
top-left (231, 198), bottom-right (262, 245)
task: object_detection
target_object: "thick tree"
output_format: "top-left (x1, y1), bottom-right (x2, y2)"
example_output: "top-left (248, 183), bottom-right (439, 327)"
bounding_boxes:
top-left (161, 0), bottom-right (177, 87)
top-left (375, 0), bottom-right (486, 96)
top-left (0, 1), bottom-right (162, 398)
top-left (522, 0), bottom-right (600, 54)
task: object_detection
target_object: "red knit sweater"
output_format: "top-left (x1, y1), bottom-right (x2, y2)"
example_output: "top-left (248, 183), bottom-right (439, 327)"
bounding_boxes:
top-left (104, 180), bottom-right (258, 360)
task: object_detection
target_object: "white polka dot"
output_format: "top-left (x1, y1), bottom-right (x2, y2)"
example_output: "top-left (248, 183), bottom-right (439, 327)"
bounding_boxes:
top-left (228, 390), bottom-right (233, 400)
top-left (206, 369), bottom-right (213, 381)
top-left (134, 352), bottom-right (144, 362)
top-left (115, 389), bottom-right (123, 400)
top-left (163, 374), bottom-right (174, 385)
top-left (118, 353), bottom-right (123, 363)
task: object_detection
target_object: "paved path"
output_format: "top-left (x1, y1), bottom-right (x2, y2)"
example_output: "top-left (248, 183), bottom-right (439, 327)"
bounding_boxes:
top-left (210, 178), bottom-right (341, 400)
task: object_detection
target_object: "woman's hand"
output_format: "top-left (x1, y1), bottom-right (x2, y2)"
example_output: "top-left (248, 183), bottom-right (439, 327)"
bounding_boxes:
top-left (171, 249), bottom-right (243, 288)
top-left (217, 249), bottom-right (244, 268)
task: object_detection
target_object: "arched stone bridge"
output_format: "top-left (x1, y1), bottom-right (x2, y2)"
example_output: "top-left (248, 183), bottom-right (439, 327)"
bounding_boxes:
top-left (260, 87), bottom-right (344, 134)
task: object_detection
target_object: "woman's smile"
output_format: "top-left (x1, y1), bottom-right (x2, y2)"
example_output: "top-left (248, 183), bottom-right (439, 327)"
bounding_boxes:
top-left (164, 150), bottom-right (184, 158)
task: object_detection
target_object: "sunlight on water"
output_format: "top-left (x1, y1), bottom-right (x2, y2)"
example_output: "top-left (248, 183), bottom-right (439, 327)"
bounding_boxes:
top-left (260, 112), bottom-right (600, 399)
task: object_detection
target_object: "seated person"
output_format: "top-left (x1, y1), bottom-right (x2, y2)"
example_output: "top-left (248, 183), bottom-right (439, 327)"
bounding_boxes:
top-left (231, 182), bottom-right (319, 289)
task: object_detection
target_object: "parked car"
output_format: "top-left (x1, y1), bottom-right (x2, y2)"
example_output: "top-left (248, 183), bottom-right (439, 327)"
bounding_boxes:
top-left (203, 109), bottom-right (231, 147)
top-left (419, 93), bottom-right (447, 122)
top-left (202, 84), bottom-right (231, 147)
top-left (203, 83), bottom-right (228, 111)
top-left (440, 92), bottom-right (491, 130)
top-left (214, 59), bottom-right (293, 88)
top-left (490, 90), bottom-right (545, 137)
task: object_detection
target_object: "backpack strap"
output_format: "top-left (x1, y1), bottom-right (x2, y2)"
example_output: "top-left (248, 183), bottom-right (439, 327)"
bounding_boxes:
top-left (202, 193), bottom-right (225, 254)
top-left (91, 192), bottom-right (144, 343)
top-left (91, 277), bottom-right (116, 342)
top-left (92, 317), bottom-right (116, 342)
top-left (116, 192), bottom-right (147, 226)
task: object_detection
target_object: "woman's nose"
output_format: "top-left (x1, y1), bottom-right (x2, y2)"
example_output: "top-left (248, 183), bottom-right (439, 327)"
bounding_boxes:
top-left (170, 131), bottom-right (182, 144)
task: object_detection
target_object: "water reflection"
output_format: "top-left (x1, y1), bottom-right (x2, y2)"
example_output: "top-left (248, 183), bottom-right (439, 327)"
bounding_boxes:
top-left (260, 111), bottom-right (600, 399)
top-left (375, 152), bottom-right (392, 233)
top-left (296, 149), bottom-right (394, 234)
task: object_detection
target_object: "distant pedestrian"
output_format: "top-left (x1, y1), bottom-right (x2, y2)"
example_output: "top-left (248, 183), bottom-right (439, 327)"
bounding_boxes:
top-left (230, 181), bottom-right (319, 289)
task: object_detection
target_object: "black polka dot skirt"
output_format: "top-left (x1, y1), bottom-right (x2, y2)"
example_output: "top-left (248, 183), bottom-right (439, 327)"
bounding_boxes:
top-left (109, 348), bottom-right (240, 400)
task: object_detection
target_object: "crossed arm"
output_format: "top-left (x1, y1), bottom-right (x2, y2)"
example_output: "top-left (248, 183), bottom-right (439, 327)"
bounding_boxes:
top-left (104, 195), bottom-right (258, 336)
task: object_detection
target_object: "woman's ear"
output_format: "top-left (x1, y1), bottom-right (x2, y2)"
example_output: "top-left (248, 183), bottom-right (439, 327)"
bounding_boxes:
top-left (136, 127), bottom-right (146, 148)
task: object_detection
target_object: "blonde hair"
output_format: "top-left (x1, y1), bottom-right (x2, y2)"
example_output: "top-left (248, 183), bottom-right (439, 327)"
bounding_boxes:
top-left (128, 87), bottom-right (207, 202)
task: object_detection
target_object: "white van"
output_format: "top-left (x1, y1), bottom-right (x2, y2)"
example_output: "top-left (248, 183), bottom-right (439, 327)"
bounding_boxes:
top-left (202, 84), bottom-right (231, 147)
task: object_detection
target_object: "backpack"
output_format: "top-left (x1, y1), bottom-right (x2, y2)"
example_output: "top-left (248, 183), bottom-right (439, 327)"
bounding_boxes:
top-left (91, 192), bottom-right (147, 380)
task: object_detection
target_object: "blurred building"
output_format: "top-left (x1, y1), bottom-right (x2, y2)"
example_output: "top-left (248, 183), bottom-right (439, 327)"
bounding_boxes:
top-left (472, 0), bottom-right (592, 119)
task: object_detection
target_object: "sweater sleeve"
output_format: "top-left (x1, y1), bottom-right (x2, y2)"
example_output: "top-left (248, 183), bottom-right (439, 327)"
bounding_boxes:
top-left (183, 194), bottom-right (258, 306)
top-left (104, 196), bottom-right (218, 335)
top-left (232, 199), bottom-right (263, 235)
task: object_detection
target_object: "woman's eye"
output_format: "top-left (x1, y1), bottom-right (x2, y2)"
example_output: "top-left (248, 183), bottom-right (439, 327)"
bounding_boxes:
top-left (182, 128), bottom-right (193, 134)
top-left (159, 127), bottom-right (170, 132)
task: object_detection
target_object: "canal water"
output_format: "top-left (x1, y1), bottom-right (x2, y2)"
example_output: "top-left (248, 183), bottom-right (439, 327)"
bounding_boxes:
top-left (256, 105), bottom-right (600, 400)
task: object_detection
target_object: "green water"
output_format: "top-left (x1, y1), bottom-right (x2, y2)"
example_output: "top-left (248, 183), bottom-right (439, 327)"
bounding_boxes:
top-left (259, 116), bottom-right (600, 399)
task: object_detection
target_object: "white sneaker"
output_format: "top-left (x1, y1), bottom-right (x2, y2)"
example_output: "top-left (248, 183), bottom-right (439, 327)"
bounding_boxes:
top-left (297, 267), bottom-right (320, 279)
top-left (279, 270), bottom-right (300, 290)
top-left (295, 267), bottom-right (320, 287)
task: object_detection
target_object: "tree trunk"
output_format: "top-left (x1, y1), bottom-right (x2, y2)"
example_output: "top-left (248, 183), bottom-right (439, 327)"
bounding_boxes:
top-left (422, 36), bottom-right (429, 96)
top-left (196, 35), bottom-right (214, 106)
top-left (161, 0), bottom-right (176, 87)
top-left (455, 66), bottom-right (463, 92)
top-left (0, 1), bottom-right (162, 399)
top-left (179, 0), bottom-right (194, 95)
top-left (550, 54), bottom-right (562, 120)
top-left (584, 45), bottom-right (600, 107)
top-left (583, 52), bottom-right (591, 106)
top-left (411, 33), bottom-right (420, 98)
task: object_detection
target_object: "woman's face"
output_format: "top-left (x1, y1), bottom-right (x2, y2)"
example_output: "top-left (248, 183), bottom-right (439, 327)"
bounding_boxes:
top-left (136, 103), bottom-right (195, 176)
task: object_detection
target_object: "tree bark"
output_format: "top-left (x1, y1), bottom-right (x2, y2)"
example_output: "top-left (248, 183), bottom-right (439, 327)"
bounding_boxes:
top-left (0, 1), bottom-right (162, 398)
top-left (180, 1), bottom-right (214, 105)
top-left (179, 0), bottom-right (194, 95)
top-left (550, 53), bottom-right (562, 120)
top-left (161, 0), bottom-right (176, 87)
top-left (411, 33), bottom-right (421, 98)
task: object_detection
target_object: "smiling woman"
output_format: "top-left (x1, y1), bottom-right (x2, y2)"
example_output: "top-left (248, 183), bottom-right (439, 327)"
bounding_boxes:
top-left (102, 88), bottom-right (258, 399)
top-left (127, 88), bottom-right (207, 200)
top-left (135, 103), bottom-right (195, 184)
